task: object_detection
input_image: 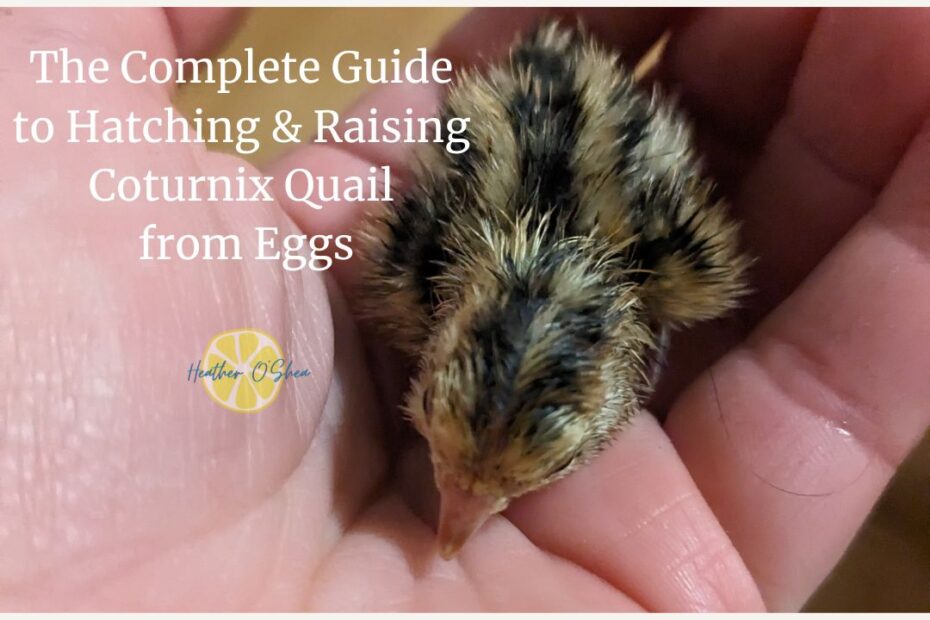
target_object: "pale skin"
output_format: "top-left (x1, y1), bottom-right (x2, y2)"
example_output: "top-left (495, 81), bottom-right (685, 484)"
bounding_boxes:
top-left (1, 7), bottom-right (928, 611)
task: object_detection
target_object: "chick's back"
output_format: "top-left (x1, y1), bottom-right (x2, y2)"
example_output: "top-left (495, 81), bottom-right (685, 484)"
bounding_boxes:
top-left (361, 20), bottom-right (748, 350)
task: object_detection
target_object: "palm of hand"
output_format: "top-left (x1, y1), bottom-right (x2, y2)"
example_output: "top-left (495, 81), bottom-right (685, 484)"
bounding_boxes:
top-left (2, 7), bottom-right (928, 612)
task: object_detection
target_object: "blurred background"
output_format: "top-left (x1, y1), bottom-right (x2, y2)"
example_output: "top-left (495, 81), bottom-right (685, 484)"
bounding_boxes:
top-left (176, 8), bottom-right (929, 612)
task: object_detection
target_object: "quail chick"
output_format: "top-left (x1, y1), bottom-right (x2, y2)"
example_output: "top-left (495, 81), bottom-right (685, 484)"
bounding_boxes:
top-left (360, 21), bottom-right (749, 559)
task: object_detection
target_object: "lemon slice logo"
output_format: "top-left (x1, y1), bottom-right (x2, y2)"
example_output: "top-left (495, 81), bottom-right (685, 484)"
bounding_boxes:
top-left (202, 328), bottom-right (283, 413)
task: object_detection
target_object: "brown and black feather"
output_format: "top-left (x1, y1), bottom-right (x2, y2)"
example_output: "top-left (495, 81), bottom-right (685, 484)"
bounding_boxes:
top-left (360, 21), bottom-right (748, 505)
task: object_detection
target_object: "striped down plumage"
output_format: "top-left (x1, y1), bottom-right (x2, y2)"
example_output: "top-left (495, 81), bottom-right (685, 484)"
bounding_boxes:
top-left (359, 20), bottom-right (749, 554)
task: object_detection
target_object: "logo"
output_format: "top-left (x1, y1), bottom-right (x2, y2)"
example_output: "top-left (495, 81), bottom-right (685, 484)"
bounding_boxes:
top-left (187, 328), bottom-right (311, 413)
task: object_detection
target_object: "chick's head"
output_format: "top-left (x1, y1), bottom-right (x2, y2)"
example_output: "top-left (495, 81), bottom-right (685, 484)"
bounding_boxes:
top-left (407, 242), bottom-right (652, 558)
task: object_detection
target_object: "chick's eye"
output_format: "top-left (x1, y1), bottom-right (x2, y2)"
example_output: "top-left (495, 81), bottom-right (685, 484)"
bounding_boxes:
top-left (549, 453), bottom-right (576, 477)
top-left (421, 385), bottom-right (434, 422)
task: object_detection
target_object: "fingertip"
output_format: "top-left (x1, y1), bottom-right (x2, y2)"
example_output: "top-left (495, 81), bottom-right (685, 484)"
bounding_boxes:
top-left (164, 8), bottom-right (246, 58)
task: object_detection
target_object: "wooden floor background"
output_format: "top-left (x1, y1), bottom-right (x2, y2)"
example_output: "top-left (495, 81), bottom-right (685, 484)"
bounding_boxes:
top-left (176, 8), bottom-right (930, 612)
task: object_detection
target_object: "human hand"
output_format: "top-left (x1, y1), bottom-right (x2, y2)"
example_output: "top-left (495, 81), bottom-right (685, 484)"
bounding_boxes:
top-left (2, 7), bottom-right (928, 612)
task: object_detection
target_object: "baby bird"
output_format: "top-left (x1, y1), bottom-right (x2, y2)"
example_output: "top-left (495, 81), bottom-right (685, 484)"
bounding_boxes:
top-left (360, 21), bottom-right (749, 559)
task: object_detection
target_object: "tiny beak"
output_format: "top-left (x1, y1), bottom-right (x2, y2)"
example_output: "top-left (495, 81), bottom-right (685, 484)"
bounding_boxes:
top-left (436, 482), bottom-right (499, 560)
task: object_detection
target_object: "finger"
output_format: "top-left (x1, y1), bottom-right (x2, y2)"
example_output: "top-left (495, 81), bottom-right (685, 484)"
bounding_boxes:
top-left (0, 10), bottom-right (383, 607)
top-left (506, 414), bottom-right (765, 611)
top-left (4, 8), bottom-right (176, 63)
top-left (738, 8), bottom-right (930, 309)
top-left (392, 429), bottom-right (744, 612)
top-left (664, 115), bottom-right (930, 610)
top-left (657, 8), bottom-right (817, 193)
top-left (313, 441), bottom-right (641, 611)
top-left (661, 8), bottom-right (818, 150)
top-left (266, 8), bottom-right (680, 292)
top-left (652, 8), bottom-right (930, 413)
top-left (163, 8), bottom-right (245, 58)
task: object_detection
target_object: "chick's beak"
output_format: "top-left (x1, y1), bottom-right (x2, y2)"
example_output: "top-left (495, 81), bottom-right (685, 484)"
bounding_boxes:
top-left (437, 482), bottom-right (500, 560)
